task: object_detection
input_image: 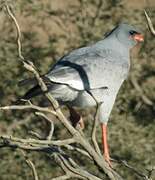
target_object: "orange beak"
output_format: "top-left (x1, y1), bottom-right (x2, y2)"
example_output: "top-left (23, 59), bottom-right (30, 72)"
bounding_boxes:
top-left (133, 34), bottom-right (144, 42)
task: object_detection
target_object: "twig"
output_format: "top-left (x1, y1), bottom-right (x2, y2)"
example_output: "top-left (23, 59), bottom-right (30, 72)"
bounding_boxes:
top-left (51, 174), bottom-right (70, 180)
top-left (53, 153), bottom-right (103, 180)
top-left (28, 131), bottom-right (43, 140)
top-left (144, 10), bottom-right (155, 36)
top-left (0, 135), bottom-right (75, 146)
top-left (52, 153), bottom-right (81, 180)
top-left (19, 150), bottom-right (39, 180)
top-left (120, 160), bottom-right (148, 179)
top-left (0, 104), bottom-right (56, 115)
top-left (25, 158), bottom-right (39, 180)
top-left (112, 158), bottom-right (152, 180)
top-left (0, 140), bottom-right (48, 151)
top-left (147, 166), bottom-right (155, 179)
top-left (0, 134), bottom-right (102, 180)
top-left (47, 122), bottom-right (55, 140)
top-left (64, 144), bottom-right (92, 159)
top-left (4, 3), bottom-right (24, 60)
top-left (35, 112), bottom-right (55, 140)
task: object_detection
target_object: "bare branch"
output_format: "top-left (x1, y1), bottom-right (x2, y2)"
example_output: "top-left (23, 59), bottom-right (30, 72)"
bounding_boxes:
top-left (0, 140), bottom-right (48, 151)
top-left (51, 175), bottom-right (70, 180)
top-left (144, 10), bottom-right (155, 36)
top-left (18, 150), bottom-right (39, 180)
top-left (0, 135), bottom-right (102, 180)
top-left (35, 112), bottom-right (55, 140)
top-left (28, 131), bottom-right (43, 140)
top-left (64, 145), bottom-right (92, 159)
top-left (112, 158), bottom-right (153, 180)
top-left (47, 122), bottom-right (55, 140)
top-left (147, 166), bottom-right (155, 179)
top-left (4, 3), bottom-right (24, 60)
top-left (25, 158), bottom-right (39, 180)
top-left (54, 154), bottom-right (103, 180)
top-left (0, 104), bottom-right (56, 115)
top-left (0, 135), bottom-right (75, 146)
top-left (120, 160), bottom-right (148, 179)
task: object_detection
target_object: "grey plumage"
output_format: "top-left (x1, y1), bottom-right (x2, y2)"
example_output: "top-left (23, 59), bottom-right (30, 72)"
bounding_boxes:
top-left (20, 23), bottom-right (143, 123)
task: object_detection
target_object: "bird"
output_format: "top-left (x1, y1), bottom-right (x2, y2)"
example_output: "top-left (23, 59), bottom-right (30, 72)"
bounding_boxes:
top-left (19, 23), bottom-right (144, 166)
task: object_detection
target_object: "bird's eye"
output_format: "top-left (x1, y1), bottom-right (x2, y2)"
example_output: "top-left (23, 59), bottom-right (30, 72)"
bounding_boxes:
top-left (129, 30), bottom-right (138, 35)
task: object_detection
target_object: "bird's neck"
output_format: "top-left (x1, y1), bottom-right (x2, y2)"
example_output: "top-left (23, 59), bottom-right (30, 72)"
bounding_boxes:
top-left (94, 35), bottom-right (130, 58)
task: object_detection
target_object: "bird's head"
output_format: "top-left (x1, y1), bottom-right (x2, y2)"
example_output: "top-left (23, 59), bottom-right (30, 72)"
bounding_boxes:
top-left (116, 23), bottom-right (144, 48)
top-left (106, 23), bottom-right (144, 49)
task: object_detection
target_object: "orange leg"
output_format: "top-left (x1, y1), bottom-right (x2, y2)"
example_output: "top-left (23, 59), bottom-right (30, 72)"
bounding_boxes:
top-left (101, 124), bottom-right (112, 167)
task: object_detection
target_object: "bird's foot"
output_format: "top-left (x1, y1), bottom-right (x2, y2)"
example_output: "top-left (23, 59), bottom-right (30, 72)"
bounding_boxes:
top-left (104, 153), bottom-right (112, 168)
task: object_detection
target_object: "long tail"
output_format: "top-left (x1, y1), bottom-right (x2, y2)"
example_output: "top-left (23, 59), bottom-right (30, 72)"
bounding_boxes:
top-left (22, 85), bottom-right (43, 100)
top-left (18, 75), bottom-right (47, 87)
top-left (18, 76), bottom-right (52, 100)
top-left (18, 78), bottom-right (38, 87)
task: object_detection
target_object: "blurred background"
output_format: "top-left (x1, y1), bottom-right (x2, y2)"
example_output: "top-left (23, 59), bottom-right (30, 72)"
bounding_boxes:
top-left (0, 0), bottom-right (155, 179)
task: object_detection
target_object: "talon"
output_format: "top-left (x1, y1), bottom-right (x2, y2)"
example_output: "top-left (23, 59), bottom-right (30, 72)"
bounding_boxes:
top-left (104, 153), bottom-right (112, 168)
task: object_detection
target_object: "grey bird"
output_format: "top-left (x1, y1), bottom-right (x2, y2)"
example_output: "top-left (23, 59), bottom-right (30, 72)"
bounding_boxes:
top-left (19, 23), bottom-right (144, 166)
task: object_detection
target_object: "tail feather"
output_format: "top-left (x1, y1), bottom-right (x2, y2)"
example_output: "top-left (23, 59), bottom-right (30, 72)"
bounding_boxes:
top-left (19, 76), bottom-right (53, 100)
top-left (18, 78), bottom-right (37, 86)
top-left (14, 84), bottom-right (48, 104)
top-left (18, 76), bottom-right (49, 87)
top-left (22, 85), bottom-right (43, 100)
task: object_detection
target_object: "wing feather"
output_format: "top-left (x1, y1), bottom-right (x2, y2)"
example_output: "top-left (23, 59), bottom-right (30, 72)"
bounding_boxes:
top-left (46, 49), bottom-right (129, 91)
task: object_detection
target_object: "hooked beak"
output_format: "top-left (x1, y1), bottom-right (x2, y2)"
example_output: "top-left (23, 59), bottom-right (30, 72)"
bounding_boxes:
top-left (133, 33), bottom-right (144, 42)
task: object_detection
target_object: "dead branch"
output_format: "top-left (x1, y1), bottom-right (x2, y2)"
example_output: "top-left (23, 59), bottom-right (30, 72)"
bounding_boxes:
top-left (28, 130), bottom-right (43, 140)
top-left (53, 154), bottom-right (103, 180)
top-left (25, 158), bottom-right (39, 180)
top-left (18, 149), bottom-right (39, 180)
top-left (0, 135), bottom-right (102, 180)
top-left (0, 104), bottom-right (56, 115)
top-left (112, 158), bottom-right (154, 180)
top-left (64, 144), bottom-right (92, 160)
top-left (0, 135), bottom-right (75, 146)
top-left (35, 112), bottom-right (55, 140)
top-left (53, 154), bottom-right (85, 180)
top-left (144, 10), bottom-right (155, 36)
top-left (147, 166), bottom-right (155, 179)
top-left (51, 175), bottom-right (70, 180)
top-left (4, 3), bottom-right (24, 60)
